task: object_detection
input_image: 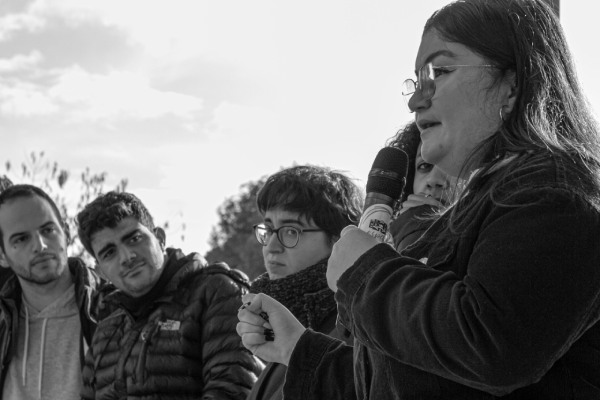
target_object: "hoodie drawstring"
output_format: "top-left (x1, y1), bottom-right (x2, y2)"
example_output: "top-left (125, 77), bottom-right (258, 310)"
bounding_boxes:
top-left (38, 317), bottom-right (47, 399)
top-left (22, 303), bottom-right (49, 400)
top-left (22, 306), bottom-right (29, 387)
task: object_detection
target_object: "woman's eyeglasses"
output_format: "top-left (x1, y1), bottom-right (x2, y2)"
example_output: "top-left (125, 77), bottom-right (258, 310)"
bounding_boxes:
top-left (402, 63), bottom-right (495, 105)
top-left (253, 223), bottom-right (325, 249)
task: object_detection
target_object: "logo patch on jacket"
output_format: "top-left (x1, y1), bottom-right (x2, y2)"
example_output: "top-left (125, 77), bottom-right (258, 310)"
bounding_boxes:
top-left (158, 319), bottom-right (181, 331)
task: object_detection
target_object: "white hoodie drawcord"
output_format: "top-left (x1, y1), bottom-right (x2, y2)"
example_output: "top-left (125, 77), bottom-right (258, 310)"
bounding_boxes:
top-left (38, 318), bottom-right (47, 400)
top-left (22, 304), bottom-right (49, 400)
top-left (22, 306), bottom-right (29, 387)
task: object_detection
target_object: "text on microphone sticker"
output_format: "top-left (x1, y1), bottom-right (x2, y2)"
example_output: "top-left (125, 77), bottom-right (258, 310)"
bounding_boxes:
top-left (368, 219), bottom-right (388, 234)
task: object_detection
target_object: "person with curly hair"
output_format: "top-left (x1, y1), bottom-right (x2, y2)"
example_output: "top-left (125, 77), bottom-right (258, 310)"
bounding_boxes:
top-left (238, 1), bottom-right (600, 397)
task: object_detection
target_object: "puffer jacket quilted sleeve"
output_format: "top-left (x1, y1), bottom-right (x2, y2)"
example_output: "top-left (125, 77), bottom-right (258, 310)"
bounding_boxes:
top-left (198, 263), bottom-right (263, 399)
top-left (80, 251), bottom-right (262, 400)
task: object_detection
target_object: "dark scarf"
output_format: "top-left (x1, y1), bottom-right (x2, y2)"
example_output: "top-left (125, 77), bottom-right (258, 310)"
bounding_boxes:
top-left (250, 259), bottom-right (336, 329)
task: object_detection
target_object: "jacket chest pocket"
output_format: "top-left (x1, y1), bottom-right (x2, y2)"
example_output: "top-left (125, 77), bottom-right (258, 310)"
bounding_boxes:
top-left (114, 319), bottom-right (162, 387)
top-left (134, 321), bottom-right (161, 383)
top-left (134, 318), bottom-right (184, 382)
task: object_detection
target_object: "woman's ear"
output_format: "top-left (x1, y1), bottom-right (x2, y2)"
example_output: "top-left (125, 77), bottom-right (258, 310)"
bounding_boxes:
top-left (504, 70), bottom-right (519, 114)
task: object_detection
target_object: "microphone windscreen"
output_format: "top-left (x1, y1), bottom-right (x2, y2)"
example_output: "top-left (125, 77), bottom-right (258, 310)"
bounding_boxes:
top-left (365, 147), bottom-right (409, 199)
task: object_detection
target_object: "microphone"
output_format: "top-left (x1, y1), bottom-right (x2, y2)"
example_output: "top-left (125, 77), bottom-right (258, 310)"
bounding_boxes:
top-left (358, 147), bottom-right (409, 242)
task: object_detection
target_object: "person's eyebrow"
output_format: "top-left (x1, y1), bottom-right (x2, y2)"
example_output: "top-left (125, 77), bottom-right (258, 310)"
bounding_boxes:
top-left (39, 221), bottom-right (58, 230)
top-left (415, 50), bottom-right (457, 74)
top-left (8, 220), bottom-right (55, 242)
top-left (263, 217), bottom-right (304, 227)
top-left (96, 242), bottom-right (114, 258)
top-left (121, 229), bottom-right (142, 242)
top-left (8, 231), bottom-right (27, 243)
top-left (96, 229), bottom-right (141, 257)
top-left (279, 218), bottom-right (304, 226)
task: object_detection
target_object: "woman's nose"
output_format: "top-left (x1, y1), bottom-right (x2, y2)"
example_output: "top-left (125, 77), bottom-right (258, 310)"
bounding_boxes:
top-left (264, 232), bottom-right (283, 253)
top-left (407, 88), bottom-right (431, 113)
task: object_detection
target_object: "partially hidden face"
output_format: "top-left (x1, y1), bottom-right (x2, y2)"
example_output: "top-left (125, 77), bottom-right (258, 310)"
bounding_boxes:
top-left (261, 208), bottom-right (333, 280)
top-left (413, 142), bottom-right (458, 205)
top-left (0, 195), bottom-right (69, 285)
top-left (91, 216), bottom-right (165, 298)
top-left (409, 29), bottom-right (514, 177)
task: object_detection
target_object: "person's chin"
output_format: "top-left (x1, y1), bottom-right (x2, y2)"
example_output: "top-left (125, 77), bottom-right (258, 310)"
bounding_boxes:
top-left (124, 268), bottom-right (161, 296)
top-left (125, 266), bottom-right (150, 284)
top-left (266, 264), bottom-right (290, 280)
top-left (123, 278), bottom-right (152, 297)
top-left (32, 259), bottom-right (65, 276)
top-left (25, 269), bottom-right (63, 285)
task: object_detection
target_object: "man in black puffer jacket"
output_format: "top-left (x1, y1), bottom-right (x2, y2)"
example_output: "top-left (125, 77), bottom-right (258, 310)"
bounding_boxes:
top-left (77, 191), bottom-right (263, 400)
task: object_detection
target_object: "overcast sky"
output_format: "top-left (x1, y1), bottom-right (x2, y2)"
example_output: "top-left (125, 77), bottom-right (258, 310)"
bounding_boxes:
top-left (1, 0), bottom-right (597, 256)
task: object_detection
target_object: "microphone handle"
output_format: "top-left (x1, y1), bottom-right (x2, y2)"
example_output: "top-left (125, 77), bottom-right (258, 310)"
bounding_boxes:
top-left (363, 192), bottom-right (395, 210)
top-left (358, 192), bottom-right (396, 242)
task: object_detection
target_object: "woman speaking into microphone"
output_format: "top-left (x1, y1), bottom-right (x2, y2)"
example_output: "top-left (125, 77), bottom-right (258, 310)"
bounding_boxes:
top-left (237, 0), bottom-right (600, 398)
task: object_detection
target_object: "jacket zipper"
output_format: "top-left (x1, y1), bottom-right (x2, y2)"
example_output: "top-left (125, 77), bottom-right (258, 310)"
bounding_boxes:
top-left (134, 321), bottom-right (160, 383)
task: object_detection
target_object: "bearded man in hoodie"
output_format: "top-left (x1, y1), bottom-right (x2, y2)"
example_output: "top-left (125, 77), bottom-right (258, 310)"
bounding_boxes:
top-left (0, 184), bottom-right (107, 400)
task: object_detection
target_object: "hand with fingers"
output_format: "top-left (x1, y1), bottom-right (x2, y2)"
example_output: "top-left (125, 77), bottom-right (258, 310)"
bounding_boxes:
top-left (236, 293), bottom-right (306, 366)
top-left (326, 225), bottom-right (379, 292)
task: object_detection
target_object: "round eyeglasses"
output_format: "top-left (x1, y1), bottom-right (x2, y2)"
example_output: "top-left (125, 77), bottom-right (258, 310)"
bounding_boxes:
top-left (253, 224), bottom-right (325, 249)
top-left (401, 63), bottom-right (495, 110)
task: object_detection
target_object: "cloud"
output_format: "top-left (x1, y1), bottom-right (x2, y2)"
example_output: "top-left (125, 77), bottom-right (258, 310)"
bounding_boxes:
top-left (25, 0), bottom-right (210, 58)
top-left (0, 68), bottom-right (58, 117)
top-left (0, 11), bottom-right (45, 41)
top-left (26, 0), bottom-right (282, 67)
top-left (0, 64), bottom-right (203, 125)
top-left (50, 66), bottom-right (204, 123)
top-left (0, 19), bottom-right (141, 75)
top-left (0, 50), bottom-right (43, 72)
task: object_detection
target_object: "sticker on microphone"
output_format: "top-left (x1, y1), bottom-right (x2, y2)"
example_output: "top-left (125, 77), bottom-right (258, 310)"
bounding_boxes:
top-left (359, 204), bottom-right (393, 242)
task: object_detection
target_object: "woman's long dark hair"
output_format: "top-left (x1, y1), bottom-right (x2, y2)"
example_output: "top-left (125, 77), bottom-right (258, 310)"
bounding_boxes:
top-left (424, 0), bottom-right (600, 232)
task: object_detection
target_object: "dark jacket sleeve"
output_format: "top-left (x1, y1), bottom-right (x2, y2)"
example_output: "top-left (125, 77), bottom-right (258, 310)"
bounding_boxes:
top-left (199, 272), bottom-right (263, 399)
top-left (80, 336), bottom-right (96, 400)
top-left (335, 189), bottom-right (600, 395)
top-left (390, 204), bottom-right (438, 253)
top-left (283, 330), bottom-right (357, 400)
